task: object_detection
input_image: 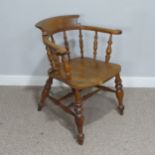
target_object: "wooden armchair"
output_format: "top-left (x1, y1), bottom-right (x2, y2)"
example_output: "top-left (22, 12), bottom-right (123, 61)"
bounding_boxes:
top-left (35, 15), bottom-right (124, 145)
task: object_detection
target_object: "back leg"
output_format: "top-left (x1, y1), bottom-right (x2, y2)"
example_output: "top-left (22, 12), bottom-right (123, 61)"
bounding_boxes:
top-left (38, 76), bottom-right (53, 111)
top-left (115, 73), bottom-right (124, 115)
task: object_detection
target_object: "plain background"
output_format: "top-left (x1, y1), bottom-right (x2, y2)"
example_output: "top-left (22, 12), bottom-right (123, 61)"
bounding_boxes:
top-left (1, 0), bottom-right (155, 77)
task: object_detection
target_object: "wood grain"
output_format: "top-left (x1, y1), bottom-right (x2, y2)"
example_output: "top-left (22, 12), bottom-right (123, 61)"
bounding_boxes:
top-left (36, 15), bottom-right (124, 145)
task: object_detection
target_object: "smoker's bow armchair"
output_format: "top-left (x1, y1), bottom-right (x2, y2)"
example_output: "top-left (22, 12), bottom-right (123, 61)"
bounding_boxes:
top-left (35, 15), bottom-right (124, 145)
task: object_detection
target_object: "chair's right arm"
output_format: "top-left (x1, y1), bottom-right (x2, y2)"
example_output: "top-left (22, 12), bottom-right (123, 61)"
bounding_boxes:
top-left (81, 25), bottom-right (122, 35)
top-left (42, 33), bottom-right (71, 77)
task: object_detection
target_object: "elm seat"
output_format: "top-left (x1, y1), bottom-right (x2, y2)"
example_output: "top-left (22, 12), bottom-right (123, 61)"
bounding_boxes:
top-left (51, 57), bottom-right (121, 89)
top-left (35, 15), bottom-right (124, 145)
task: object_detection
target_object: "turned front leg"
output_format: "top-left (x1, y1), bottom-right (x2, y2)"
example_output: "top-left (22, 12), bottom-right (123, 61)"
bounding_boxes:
top-left (38, 76), bottom-right (53, 111)
top-left (74, 89), bottom-right (84, 145)
top-left (115, 73), bottom-right (124, 115)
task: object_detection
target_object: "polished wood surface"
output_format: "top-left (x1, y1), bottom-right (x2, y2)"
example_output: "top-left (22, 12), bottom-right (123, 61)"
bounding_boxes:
top-left (35, 15), bottom-right (124, 145)
top-left (50, 57), bottom-right (121, 89)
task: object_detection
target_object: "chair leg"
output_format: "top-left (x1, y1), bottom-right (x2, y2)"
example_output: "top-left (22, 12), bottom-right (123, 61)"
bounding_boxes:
top-left (115, 73), bottom-right (124, 115)
top-left (38, 76), bottom-right (53, 111)
top-left (73, 89), bottom-right (84, 145)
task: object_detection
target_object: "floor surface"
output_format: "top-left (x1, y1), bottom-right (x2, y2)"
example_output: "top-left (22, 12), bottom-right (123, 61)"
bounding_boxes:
top-left (0, 86), bottom-right (155, 155)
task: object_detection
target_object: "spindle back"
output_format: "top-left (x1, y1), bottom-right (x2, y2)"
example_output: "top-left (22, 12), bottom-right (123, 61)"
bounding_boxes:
top-left (35, 15), bottom-right (122, 73)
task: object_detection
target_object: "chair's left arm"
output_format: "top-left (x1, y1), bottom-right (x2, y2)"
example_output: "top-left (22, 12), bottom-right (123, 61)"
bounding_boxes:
top-left (81, 25), bottom-right (122, 35)
top-left (80, 25), bottom-right (122, 63)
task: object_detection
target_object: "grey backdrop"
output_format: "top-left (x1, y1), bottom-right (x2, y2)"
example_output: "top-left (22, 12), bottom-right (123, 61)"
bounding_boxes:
top-left (1, 0), bottom-right (155, 77)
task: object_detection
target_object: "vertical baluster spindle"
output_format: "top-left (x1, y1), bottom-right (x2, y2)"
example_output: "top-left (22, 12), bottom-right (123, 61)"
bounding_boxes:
top-left (63, 31), bottom-right (70, 60)
top-left (51, 35), bottom-right (60, 63)
top-left (93, 31), bottom-right (98, 60)
top-left (51, 35), bottom-right (55, 43)
top-left (79, 29), bottom-right (84, 59)
top-left (105, 34), bottom-right (112, 63)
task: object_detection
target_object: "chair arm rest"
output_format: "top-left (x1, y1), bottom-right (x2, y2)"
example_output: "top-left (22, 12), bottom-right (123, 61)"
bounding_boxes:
top-left (55, 46), bottom-right (68, 55)
top-left (81, 25), bottom-right (122, 35)
top-left (42, 35), bottom-right (68, 55)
